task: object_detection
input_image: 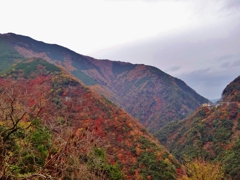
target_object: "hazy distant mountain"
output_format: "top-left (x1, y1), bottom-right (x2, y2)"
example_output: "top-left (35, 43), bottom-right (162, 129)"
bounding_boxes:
top-left (156, 76), bottom-right (240, 179)
top-left (0, 33), bottom-right (208, 132)
top-left (210, 98), bottom-right (220, 103)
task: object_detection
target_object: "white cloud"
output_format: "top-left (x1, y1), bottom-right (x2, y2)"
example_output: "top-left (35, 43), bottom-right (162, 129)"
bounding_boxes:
top-left (1, 0), bottom-right (224, 54)
top-left (1, 0), bottom-right (240, 99)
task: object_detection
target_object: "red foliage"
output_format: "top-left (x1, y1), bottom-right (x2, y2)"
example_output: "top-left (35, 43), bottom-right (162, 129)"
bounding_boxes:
top-left (0, 70), bottom-right (180, 179)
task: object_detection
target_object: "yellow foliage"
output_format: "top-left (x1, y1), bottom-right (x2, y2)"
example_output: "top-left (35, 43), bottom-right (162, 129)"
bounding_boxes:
top-left (19, 121), bottom-right (31, 129)
top-left (179, 159), bottom-right (224, 180)
top-left (156, 151), bottom-right (162, 161)
top-left (164, 158), bottom-right (171, 165)
top-left (168, 154), bottom-right (174, 161)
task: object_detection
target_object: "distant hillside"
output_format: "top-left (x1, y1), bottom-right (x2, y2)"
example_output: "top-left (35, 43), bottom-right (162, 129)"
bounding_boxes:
top-left (210, 98), bottom-right (220, 104)
top-left (0, 33), bottom-right (208, 132)
top-left (0, 58), bottom-right (182, 179)
top-left (156, 76), bottom-right (240, 179)
top-left (222, 75), bottom-right (240, 102)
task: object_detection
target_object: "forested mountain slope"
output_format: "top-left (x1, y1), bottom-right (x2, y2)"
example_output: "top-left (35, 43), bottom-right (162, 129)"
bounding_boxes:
top-left (0, 33), bottom-right (208, 132)
top-left (0, 59), bottom-right (181, 179)
top-left (222, 75), bottom-right (240, 102)
top-left (156, 76), bottom-right (240, 179)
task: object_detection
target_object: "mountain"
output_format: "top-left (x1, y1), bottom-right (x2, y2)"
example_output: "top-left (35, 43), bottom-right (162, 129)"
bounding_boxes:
top-left (222, 75), bottom-right (240, 102)
top-left (156, 76), bottom-right (240, 179)
top-left (0, 33), bottom-right (209, 132)
top-left (0, 58), bottom-right (182, 179)
top-left (210, 98), bottom-right (220, 104)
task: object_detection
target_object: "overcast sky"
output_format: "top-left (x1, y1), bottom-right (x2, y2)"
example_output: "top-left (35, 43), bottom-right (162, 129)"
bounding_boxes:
top-left (1, 0), bottom-right (240, 99)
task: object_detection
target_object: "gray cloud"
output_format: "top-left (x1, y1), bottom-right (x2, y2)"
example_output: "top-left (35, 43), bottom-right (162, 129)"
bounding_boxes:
top-left (91, 1), bottom-right (240, 100)
top-left (178, 67), bottom-right (239, 99)
top-left (232, 60), bottom-right (240, 67)
top-left (216, 54), bottom-right (235, 62)
top-left (220, 62), bottom-right (231, 68)
top-left (224, 0), bottom-right (240, 9)
top-left (166, 66), bottom-right (181, 73)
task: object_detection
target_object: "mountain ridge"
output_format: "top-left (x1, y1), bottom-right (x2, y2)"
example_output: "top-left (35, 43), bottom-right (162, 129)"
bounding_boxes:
top-left (0, 32), bottom-right (209, 132)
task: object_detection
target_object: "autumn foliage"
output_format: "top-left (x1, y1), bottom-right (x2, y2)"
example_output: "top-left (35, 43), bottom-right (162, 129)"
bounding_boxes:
top-left (157, 86), bottom-right (240, 179)
top-left (0, 59), bottom-right (181, 179)
top-left (179, 158), bottom-right (224, 180)
top-left (0, 33), bottom-right (208, 133)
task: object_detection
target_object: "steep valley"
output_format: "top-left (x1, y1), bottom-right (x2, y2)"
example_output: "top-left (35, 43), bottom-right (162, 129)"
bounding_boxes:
top-left (156, 76), bottom-right (240, 179)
